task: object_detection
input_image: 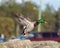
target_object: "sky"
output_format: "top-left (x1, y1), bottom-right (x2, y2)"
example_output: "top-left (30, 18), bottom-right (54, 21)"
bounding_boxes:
top-left (16, 0), bottom-right (60, 10)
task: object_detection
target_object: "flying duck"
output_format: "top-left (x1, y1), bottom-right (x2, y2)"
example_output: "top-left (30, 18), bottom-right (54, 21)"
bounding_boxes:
top-left (13, 14), bottom-right (47, 36)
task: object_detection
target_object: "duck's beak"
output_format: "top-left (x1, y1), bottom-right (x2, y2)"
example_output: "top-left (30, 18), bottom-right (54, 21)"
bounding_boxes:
top-left (44, 21), bottom-right (48, 24)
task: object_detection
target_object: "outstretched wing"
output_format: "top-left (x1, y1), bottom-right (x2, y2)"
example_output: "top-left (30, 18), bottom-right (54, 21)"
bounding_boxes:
top-left (13, 14), bottom-right (32, 26)
top-left (19, 16), bottom-right (31, 23)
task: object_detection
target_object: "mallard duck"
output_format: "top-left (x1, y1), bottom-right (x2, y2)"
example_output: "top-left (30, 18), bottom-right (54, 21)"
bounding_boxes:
top-left (13, 14), bottom-right (47, 36)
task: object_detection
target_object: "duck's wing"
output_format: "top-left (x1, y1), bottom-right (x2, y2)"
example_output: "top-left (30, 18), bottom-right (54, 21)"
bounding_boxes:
top-left (13, 14), bottom-right (32, 26)
top-left (19, 16), bottom-right (32, 23)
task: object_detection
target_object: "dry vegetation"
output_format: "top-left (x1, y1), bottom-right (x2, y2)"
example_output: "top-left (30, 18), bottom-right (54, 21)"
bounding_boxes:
top-left (0, 40), bottom-right (60, 48)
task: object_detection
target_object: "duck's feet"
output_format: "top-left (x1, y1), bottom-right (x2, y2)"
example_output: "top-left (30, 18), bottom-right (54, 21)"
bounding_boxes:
top-left (24, 32), bottom-right (30, 36)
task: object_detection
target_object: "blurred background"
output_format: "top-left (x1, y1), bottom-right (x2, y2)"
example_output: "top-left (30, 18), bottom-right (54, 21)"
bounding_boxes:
top-left (0, 0), bottom-right (60, 38)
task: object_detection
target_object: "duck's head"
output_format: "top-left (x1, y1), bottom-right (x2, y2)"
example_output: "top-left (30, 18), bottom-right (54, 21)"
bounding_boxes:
top-left (37, 19), bottom-right (47, 23)
top-left (34, 19), bottom-right (47, 27)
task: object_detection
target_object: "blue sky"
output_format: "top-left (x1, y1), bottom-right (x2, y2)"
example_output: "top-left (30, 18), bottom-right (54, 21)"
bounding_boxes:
top-left (16, 0), bottom-right (60, 10)
top-left (32, 0), bottom-right (60, 10)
